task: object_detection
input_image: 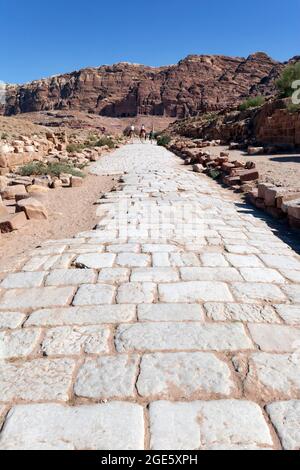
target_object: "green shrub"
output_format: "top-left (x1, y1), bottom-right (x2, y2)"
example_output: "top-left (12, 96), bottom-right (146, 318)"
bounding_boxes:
top-left (286, 102), bottom-right (300, 113)
top-left (18, 161), bottom-right (84, 178)
top-left (93, 136), bottom-right (115, 149)
top-left (156, 134), bottom-right (171, 147)
top-left (66, 143), bottom-right (85, 153)
top-left (276, 62), bottom-right (300, 98)
top-left (1, 132), bottom-right (8, 140)
top-left (238, 96), bottom-right (265, 111)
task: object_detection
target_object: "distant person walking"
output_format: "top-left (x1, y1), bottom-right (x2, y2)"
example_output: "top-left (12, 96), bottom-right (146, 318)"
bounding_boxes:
top-left (140, 125), bottom-right (147, 142)
top-left (149, 129), bottom-right (155, 144)
top-left (129, 125), bottom-right (135, 143)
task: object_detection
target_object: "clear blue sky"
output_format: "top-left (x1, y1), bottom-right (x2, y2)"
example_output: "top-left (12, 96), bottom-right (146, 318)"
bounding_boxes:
top-left (1, 0), bottom-right (299, 84)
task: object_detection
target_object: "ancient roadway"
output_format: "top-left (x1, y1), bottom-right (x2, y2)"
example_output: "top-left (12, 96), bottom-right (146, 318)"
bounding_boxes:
top-left (0, 143), bottom-right (300, 450)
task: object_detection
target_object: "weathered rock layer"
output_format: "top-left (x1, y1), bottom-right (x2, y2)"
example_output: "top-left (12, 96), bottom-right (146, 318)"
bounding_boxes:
top-left (1, 53), bottom-right (286, 118)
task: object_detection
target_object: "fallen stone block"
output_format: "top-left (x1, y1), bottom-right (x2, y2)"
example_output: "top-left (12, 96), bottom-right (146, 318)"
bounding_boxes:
top-left (17, 198), bottom-right (48, 220)
top-left (1, 185), bottom-right (27, 200)
top-left (0, 212), bottom-right (27, 232)
top-left (0, 176), bottom-right (7, 191)
top-left (224, 176), bottom-right (241, 186)
top-left (193, 164), bottom-right (205, 173)
top-left (238, 169), bottom-right (259, 183)
top-left (276, 191), bottom-right (300, 210)
top-left (221, 162), bottom-right (236, 173)
top-left (283, 199), bottom-right (300, 220)
top-left (257, 183), bottom-right (274, 200)
top-left (248, 146), bottom-right (264, 155)
top-left (70, 176), bottom-right (83, 187)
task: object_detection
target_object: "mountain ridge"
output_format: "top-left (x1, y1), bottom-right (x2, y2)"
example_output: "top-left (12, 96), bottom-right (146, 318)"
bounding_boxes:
top-left (1, 52), bottom-right (290, 118)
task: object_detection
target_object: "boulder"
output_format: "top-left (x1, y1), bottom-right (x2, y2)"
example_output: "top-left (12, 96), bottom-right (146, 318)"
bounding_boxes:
top-left (237, 169), bottom-right (259, 182)
top-left (0, 176), bottom-right (8, 191)
top-left (70, 176), bottom-right (83, 187)
top-left (0, 212), bottom-right (27, 232)
top-left (17, 197), bottom-right (48, 220)
top-left (1, 184), bottom-right (27, 200)
top-left (27, 184), bottom-right (49, 195)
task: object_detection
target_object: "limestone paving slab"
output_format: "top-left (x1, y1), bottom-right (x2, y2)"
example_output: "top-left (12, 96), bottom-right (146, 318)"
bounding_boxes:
top-left (267, 401), bottom-right (300, 450)
top-left (115, 322), bottom-right (254, 352)
top-left (149, 400), bottom-right (273, 450)
top-left (1, 143), bottom-right (300, 449)
top-left (0, 402), bottom-right (144, 450)
top-left (26, 305), bottom-right (136, 326)
top-left (137, 352), bottom-right (235, 398)
top-left (75, 355), bottom-right (139, 399)
top-left (42, 325), bottom-right (111, 356)
top-left (0, 328), bottom-right (42, 359)
top-left (0, 358), bottom-right (75, 402)
top-left (0, 286), bottom-right (75, 310)
top-left (137, 303), bottom-right (204, 322)
top-left (244, 353), bottom-right (300, 400)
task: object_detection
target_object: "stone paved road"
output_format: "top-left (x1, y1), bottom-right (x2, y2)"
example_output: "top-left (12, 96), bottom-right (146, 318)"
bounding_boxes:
top-left (0, 143), bottom-right (300, 450)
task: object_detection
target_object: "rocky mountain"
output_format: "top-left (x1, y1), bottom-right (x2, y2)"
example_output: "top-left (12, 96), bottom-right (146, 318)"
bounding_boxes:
top-left (1, 52), bottom-right (286, 118)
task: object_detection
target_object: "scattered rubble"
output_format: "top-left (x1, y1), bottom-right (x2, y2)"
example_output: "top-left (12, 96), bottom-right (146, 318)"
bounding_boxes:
top-left (169, 137), bottom-right (300, 230)
top-left (0, 131), bottom-right (120, 233)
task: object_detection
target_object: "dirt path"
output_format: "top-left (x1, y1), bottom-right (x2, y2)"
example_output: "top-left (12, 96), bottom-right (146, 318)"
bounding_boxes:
top-left (0, 174), bottom-right (115, 273)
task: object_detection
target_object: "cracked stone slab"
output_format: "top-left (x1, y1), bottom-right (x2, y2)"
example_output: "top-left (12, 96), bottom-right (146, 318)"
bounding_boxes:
top-left (158, 282), bottom-right (233, 302)
top-left (42, 325), bottom-right (111, 355)
top-left (138, 303), bottom-right (204, 322)
top-left (204, 303), bottom-right (279, 323)
top-left (180, 267), bottom-right (241, 282)
top-left (117, 282), bottom-right (156, 304)
top-left (275, 305), bottom-right (300, 325)
top-left (225, 254), bottom-right (264, 268)
top-left (230, 283), bottom-right (286, 303)
top-left (0, 328), bottom-right (41, 359)
top-left (267, 401), bottom-right (300, 450)
top-left (244, 353), bottom-right (300, 400)
top-left (0, 312), bottom-right (26, 329)
top-left (131, 268), bottom-right (179, 283)
top-left (249, 324), bottom-right (300, 352)
top-left (0, 358), bottom-right (75, 402)
top-left (45, 269), bottom-right (97, 286)
top-left (75, 253), bottom-right (116, 269)
top-left (115, 322), bottom-right (254, 352)
top-left (149, 400), bottom-right (273, 450)
top-left (98, 268), bottom-right (130, 283)
top-left (239, 268), bottom-right (286, 284)
top-left (72, 284), bottom-right (115, 306)
top-left (137, 352), bottom-right (235, 398)
top-left (0, 402), bottom-right (144, 450)
top-left (116, 253), bottom-right (151, 267)
top-left (25, 305), bottom-right (136, 326)
top-left (259, 255), bottom-right (300, 270)
top-left (0, 271), bottom-right (46, 289)
top-left (0, 286), bottom-right (75, 310)
top-left (75, 355), bottom-right (139, 399)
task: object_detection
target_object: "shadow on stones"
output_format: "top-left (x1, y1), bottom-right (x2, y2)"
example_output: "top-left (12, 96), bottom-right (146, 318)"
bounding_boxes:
top-left (234, 199), bottom-right (300, 255)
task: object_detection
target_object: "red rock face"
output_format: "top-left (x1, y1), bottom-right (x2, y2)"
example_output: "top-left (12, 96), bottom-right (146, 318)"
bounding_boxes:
top-left (1, 53), bottom-right (284, 118)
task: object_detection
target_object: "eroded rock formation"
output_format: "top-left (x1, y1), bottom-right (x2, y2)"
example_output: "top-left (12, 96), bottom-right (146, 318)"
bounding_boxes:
top-left (1, 53), bottom-right (285, 118)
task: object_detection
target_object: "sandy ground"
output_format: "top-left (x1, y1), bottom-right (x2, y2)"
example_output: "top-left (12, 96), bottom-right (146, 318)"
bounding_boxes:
top-left (0, 173), bottom-right (115, 272)
top-left (211, 145), bottom-right (300, 189)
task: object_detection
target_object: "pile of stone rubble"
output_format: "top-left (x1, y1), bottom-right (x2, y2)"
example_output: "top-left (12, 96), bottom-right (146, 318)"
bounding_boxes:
top-left (169, 138), bottom-right (300, 230)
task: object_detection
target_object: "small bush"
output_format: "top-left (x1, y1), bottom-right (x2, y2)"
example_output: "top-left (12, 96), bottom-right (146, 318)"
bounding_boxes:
top-left (18, 161), bottom-right (84, 178)
top-left (286, 102), bottom-right (300, 113)
top-left (93, 136), bottom-right (115, 149)
top-left (1, 132), bottom-right (8, 140)
top-left (156, 134), bottom-right (171, 147)
top-left (276, 62), bottom-right (300, 98)
top-left (66, 143), bottom-right (85, 153)
top-left (238, 96), bottom-right (265, 111)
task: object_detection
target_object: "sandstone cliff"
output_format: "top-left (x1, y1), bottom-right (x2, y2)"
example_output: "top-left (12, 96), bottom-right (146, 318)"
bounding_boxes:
top-left (1, 53), bottom-right (285, 118)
